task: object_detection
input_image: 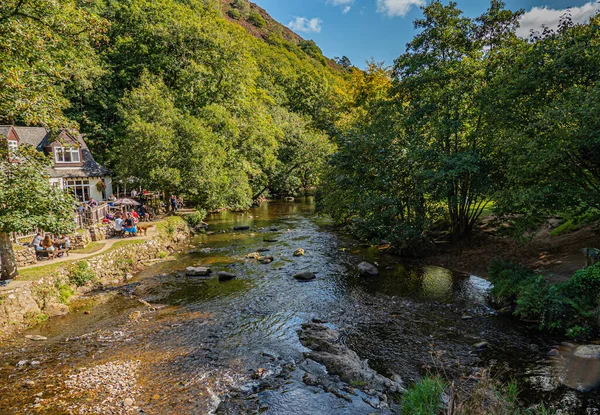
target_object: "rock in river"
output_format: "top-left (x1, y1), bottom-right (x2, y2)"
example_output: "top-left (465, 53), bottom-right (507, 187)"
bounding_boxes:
top-left (358, 262), bottom-right (379, 276)
top-left (218, 271), bottom-right (237, 281)
top-left (245, 252), bottom-right (261, 260)
top-left (294, 272), bottom-right (316, 281)
top-left (185, 266), bottom-right (212, 277)
top-left (298, 323), bottom-right (404, 393)
top-left (573, 345), bottom-right (600, 360)
top-left (293, 248), bottom-right (305, 257)
top-left (234, 226), bottom-right (250, 231)
top-left (25, 335), bottom-right (47, 341)
top-left (259, 256), bottom-right (274, 264)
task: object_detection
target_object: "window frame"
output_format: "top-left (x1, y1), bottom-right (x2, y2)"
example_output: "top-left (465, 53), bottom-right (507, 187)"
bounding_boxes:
top-left (54, 146), bottom-right (81, 163)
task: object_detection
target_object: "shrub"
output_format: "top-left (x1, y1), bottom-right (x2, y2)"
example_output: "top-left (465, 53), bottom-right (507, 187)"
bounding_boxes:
top-left (402, 376), bottom-right (446, 415)
top-left (57, 282), bottom-right (75, 304)
top-left (69, 261), bottom-right (96, 287)
top-left (248, 11), bottom-right (266, 28)
top-left (489, 260), bottom-right (600, 339)
top-left (227, 9), bottom-right (241, 20)
top-left (184, 209), bottom-right (207, 228)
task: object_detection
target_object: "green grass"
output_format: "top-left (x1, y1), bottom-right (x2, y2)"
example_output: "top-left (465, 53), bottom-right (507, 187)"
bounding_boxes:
top-left (402, 376), bottom-right (447, 415)
top-left (18, 239), bottom-right (147, 281)
top-left (550, 209), bottom-right (600, 237)
top-left (71, 242), bottom-right (106, 254)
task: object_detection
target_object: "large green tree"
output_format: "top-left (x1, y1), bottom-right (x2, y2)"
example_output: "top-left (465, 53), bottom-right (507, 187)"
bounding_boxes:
top-left (0, 145), bottom-right (76, 280)
top-left (0, 0), bottom-right (106, 127)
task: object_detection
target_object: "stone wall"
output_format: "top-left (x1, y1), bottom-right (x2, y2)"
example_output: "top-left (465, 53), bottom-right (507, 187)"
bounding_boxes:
top-left (13, 246), bottom-right (36, 268)
top-left (88, 224), bottom-right (117, 242)
top-left (70, 230), bottom-right (91, 250)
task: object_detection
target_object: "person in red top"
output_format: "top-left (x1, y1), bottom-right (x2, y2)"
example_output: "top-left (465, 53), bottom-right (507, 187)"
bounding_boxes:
top-left (130, 209), bottom-right (140, 223)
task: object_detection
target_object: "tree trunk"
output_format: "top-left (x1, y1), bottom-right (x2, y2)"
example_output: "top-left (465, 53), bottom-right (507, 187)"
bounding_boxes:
top-left (0, 232), bottom-right (18, 281)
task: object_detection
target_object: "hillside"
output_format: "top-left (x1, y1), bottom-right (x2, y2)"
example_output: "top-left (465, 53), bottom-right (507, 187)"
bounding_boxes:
top-left (217, 0), bottom-right (341, 70)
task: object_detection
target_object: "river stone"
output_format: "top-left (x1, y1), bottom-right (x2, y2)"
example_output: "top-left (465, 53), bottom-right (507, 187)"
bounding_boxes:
top-left (573, 345), bottom-right (600, 360)
top-left (264, 238), bottom-right (279, 243)
top-left (245, 252), bottom-right (261, 260)
top-left (25, 335), bottom-right (47, 341)
top-left (294, 272), bottom-right (316, 281)
top-left (185, 266), bottom-right (212, 277)
top-left (358, 262), bottom-right (379, 276)
top-left (234, 226), bottom-right (250, 231)
top-left (257, 248), bottom-right (270, 253)
top-left (218, 271), bottom-right (237, 281)
top-left (259, 256), bottom-right (274, 264)
top-left (44, 303), bottom-right (69, 317)
top-left (293, 248), bottom-right (305, 257)
top-left (298, 323), bottom-right (405, 394)
top-left (474, 341), bottom-right (489, 349)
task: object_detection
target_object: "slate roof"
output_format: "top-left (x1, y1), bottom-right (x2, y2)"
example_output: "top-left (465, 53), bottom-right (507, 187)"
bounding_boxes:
top-left (1, 126), bottom-right (111, 178)
top-left (0, 126), bottom-right (11, 137)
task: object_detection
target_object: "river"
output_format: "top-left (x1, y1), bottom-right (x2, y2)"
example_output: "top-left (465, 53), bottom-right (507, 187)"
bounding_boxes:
top-left (0, 198), bottom-right (598, 414)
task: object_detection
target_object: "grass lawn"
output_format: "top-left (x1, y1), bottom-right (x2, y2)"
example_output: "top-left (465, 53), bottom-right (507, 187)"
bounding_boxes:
top-left (71, 242), bottom-right (106, 254)
top-left (17, 239), bottom-right (148, 281)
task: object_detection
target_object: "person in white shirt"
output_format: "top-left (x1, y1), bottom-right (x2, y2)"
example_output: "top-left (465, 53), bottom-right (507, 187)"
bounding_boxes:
top-left (114, 214), bottom-right (124, 236)
top-left (131, 189), bottom-right (138, 198)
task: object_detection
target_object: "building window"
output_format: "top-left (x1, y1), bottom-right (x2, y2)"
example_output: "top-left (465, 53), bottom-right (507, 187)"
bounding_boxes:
top-left (65, 179), bottom-right (90, 202)
top-left (55, 147), bottom-right (80, 163)
top-left (7, 140), bottom-right (18, 156)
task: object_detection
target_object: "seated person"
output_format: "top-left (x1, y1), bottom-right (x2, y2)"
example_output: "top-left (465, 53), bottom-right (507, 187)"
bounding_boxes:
top-left (114, 214), bottom-right (125, 236)
top-left (108, 194), bottom-right (117, 207)
top-left (32, 232), bottom-right (43, 248)
top-left (123, 214), bottom-right (137, 236)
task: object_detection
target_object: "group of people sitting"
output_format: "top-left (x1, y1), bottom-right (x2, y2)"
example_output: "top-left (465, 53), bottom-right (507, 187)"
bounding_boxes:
top-left (32, 233), bottom-right (70, 260)
top-left (76, 198), bottom-right (99, 214)
top-left (110, 209), bottom-right (150, 237)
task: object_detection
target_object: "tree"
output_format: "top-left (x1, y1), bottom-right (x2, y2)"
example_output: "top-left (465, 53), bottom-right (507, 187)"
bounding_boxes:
top-left (0, 144), bottom-right (76, 280)
top-left (393, 0), bottom-right (521, 236)
top-left (248, 11), bottom-right (266, 28)
top-left (334, 56), bottom-right (353, 71)
top-left (0, 0), bottom-right (106, 128)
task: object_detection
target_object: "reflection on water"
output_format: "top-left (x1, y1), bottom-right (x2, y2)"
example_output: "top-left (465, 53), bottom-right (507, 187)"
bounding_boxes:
top-left (0, 198), bottom-right (598, 414)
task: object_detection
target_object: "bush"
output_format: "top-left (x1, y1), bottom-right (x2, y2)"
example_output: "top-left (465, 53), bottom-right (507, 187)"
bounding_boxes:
top-left (227, 9), bottom-right (241, 20)
top-left (184, 209), bottom-right (207, 228)
top-left (489, 260), bottom-right (600, 339)
top-left (69, 261), bottom-right (96, 287)
top-left (402, 376), bottom-right (446, 415)
top-left (248, 11), bottom-right (266, 28)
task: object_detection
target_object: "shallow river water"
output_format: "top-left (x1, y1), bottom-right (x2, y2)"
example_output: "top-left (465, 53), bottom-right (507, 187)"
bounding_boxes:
top-left (0, 199), bottom-right (598, 414)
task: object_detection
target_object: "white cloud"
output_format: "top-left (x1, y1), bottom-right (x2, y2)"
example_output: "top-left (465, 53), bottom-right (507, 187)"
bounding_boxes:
top-left (376, 0), bottom-right (424, 17)
top-left (517, 2), bottom-right (600, 37)
top-left (327, 0), bottom-right (353, 14)
top-left (288, 17), bottom-right (323, 33)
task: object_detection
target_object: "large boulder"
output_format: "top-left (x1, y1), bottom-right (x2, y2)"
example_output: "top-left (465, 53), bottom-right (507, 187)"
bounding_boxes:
top-left (218, 271), bottom-right (237, 282)
top-left (185, 266), bottom-right (212, 277)
top-left (358, 262), bottom-right (379, 276)
top-left (294, 271), bottom-right (316, 281)
top-left (573, 345), bottom-right (600, 359)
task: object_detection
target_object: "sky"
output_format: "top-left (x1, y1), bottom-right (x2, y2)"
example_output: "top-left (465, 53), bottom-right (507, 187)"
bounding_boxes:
top-left (253, 0), bottom-right (600, 68)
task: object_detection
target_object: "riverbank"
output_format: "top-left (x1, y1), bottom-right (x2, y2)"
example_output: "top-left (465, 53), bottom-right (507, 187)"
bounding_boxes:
top-left (423, 219), bottom-right (600, 283)
top-left (0, 216), bottom-right (190, 341)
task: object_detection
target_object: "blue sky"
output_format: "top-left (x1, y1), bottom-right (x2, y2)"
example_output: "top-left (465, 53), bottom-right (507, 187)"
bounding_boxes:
top-left (253, 0), bottom-right (600, 68)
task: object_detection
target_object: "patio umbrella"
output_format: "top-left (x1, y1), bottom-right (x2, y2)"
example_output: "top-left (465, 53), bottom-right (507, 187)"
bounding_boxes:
top-left (113, 198), bottom-right (140, 206)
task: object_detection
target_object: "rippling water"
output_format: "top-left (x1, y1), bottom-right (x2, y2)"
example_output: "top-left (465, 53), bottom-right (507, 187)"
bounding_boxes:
top-left (0, 198), bottom-right (598, 414)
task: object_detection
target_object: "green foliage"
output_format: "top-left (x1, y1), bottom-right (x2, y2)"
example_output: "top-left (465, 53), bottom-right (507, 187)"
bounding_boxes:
top-left (227, 9), bottom-right (241, 20)
top-left (489, 261), bottom-right (600, 339)
top-left (248, 11), bottom-right (266, 28)
top-left (68, 261), bottom-right (96, 287)
top-left (184, 209), bottom-right (208, 228)
top-left (57, 282), bottom-right (75, 304)
top-left (23, 311), bottom-right (49, 328)
top-left (402, 376), bottom-right (447, 415)
top-left (0, 0), bottom-right (106, 127)
top-left (550, 209), bottom-right (600, 237)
